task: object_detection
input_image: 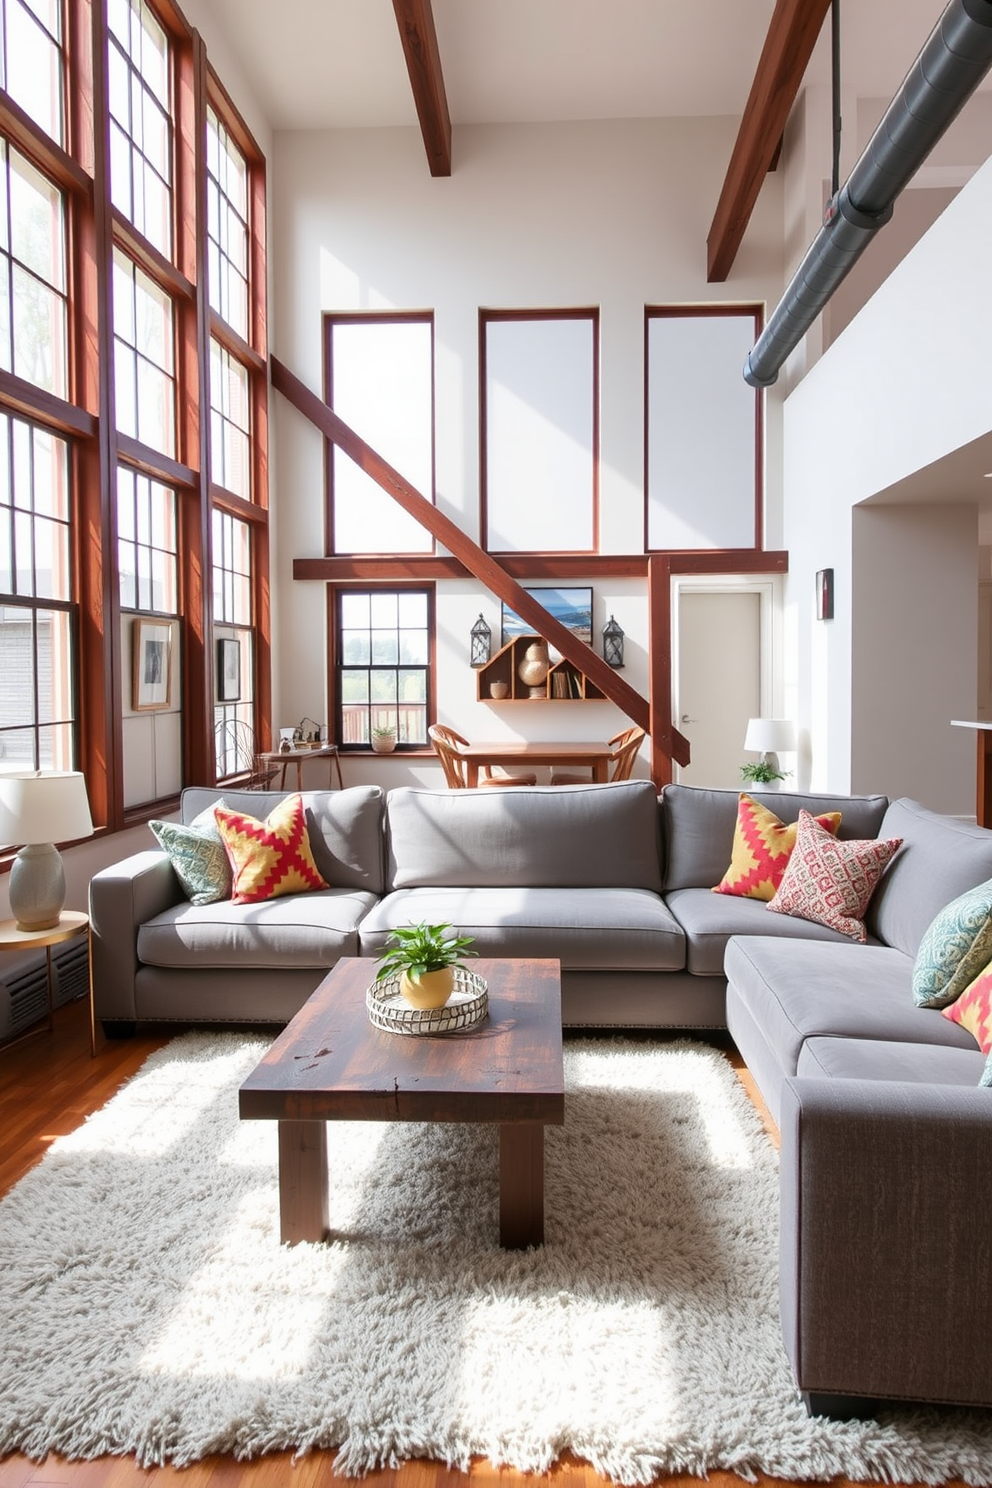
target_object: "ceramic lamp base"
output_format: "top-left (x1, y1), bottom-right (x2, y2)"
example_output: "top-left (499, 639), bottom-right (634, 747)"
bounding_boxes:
top-left (9, 842), bottom-right (65, 932)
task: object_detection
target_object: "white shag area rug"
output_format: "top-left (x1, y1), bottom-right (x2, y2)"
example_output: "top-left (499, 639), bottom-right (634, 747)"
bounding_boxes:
top-left (2, 1034), bottom-right (992, 1483)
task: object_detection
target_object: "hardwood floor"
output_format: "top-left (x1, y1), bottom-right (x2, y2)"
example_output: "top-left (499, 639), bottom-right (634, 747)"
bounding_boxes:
top-left (0, 998), bottom-right (912, 1488)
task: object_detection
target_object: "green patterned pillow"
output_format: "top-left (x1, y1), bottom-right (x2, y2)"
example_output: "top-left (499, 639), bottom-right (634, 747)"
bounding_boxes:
top-left (912, 877), bottom-right (992, 1009)
top-left (150, 801), bottom-right (231, 906)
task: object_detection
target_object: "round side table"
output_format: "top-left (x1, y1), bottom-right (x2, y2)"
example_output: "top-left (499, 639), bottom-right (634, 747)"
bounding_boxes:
top-left (0, 910), bottom-right (90, 1054)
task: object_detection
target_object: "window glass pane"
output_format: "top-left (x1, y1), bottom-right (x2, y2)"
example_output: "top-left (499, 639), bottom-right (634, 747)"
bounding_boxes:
top-left (4, 0), bottom-right (63, 144)
top-left (108, 0), bottom-right (172, 258)
top-left (209, 338), bottom-right (250, 498)
top-left (329, 318), bottom-right (434, 554)
top-left (0, 509), bottom-right (11, 592)
top-left (113, 248), bottom-right (175, 455)
top-left (340, 628), bottom-right (370, 666)
top-left (339, 591), bottom-right (369, 628)
top-left (397, 591), bottom-right (427, 628)
top-left (0, 144), bottom-right (67, 397)
top-left (206, 106), bottom-right (249, 339)
top-left (336, 589), bottom-right (430, 751)
top-left (10, 151), bottom-right (64, 289)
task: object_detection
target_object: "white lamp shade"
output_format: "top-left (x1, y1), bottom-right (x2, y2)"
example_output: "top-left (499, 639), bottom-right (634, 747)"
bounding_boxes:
top-left (0, 771), bottom-right (94, 847)
top-left (743, 718), bottom-right (796, 754)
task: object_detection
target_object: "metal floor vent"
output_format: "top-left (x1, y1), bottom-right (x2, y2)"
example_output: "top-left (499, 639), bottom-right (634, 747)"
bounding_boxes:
top-left (2, 936), bottom-right (90, 1039)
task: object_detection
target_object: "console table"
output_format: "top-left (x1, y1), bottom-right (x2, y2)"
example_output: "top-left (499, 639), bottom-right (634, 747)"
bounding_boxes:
top-left (259, 745), bottom-right (343, 791)
top-left (951, 720), bottom-right (992, 828)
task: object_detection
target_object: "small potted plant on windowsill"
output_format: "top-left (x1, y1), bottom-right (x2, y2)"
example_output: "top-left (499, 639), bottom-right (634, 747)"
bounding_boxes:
top-left (740, 760), bottom-right (791, 787)
top-left (375, 921), bottom-right (478, 1009)
top-left (371, 725), bottom-right (397, 754)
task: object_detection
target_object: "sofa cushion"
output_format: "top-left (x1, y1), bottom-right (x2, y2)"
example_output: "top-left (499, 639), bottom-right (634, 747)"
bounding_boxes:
top-left (180, 785), bottom-right (385, 894)
top-left (941, 963), bottom-right (992, 1054)
top-left (866, 797), bottom-right (992, 957)
top-left (660, 785), bottom-right (888, 891)
top-left (713, 793), bottom-right (842, 902)
top-left (668, 886), bottom-right (865, 976)
top-left (149, 801), bottom-right (231, 905)
top-left (137, 888), bottom-right (377, 969)
top-left (359, 886), bottom-right (685, 971)
top-left (214, 794), bottom-right (329, 904)
top-left (797, 1035), bottom-right (987, 1086)
top-left (766, 810), bottom-right (902, 943)
top-left (724, 936), bottom-right (977, 1086)
top-left (912, 877), bottom-right (992, 1009)
top-left (384, 781), bottom-right (662, 892)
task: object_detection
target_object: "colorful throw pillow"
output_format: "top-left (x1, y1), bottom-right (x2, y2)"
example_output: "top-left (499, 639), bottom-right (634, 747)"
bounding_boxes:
top-left (713, 794), bottom-right (842, 902)
top-left (150, 801), bottom-right (231, 906)
top-left (942, 963), bottom-right (992, 1066)
top-left (213, 793), bottom-right (328, 905)
top-left (767, 809), bottom-right (902, 943)
top-left (912, 878), bottom-right (992, 1009)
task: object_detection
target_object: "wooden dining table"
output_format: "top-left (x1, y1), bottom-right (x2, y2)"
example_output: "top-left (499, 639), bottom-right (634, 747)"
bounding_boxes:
top-left (458, 740), bottom-right (614, 787)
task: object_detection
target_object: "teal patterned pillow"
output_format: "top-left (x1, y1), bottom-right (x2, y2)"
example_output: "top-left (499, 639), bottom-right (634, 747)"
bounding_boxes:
top-left (150, 801), bottom-right (231, 906)
top-left (912, 877), bottom-right (992, 1009)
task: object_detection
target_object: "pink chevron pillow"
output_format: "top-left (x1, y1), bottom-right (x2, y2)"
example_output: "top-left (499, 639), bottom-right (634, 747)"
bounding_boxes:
top-left (214, 794), bottom-right (328, 904)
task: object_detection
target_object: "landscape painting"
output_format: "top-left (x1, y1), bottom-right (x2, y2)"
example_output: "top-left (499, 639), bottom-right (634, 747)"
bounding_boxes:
top-left (501, 587), bottom-right (593, 647)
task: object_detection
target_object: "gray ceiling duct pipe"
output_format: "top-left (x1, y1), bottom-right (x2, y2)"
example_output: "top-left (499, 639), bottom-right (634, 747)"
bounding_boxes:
top-left (744, 0), bottom-right (992, 389)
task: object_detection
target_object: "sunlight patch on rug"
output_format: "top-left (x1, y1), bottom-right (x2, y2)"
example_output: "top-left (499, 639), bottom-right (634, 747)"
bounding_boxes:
top-left (1, 1032), bottom-right (991, 1483)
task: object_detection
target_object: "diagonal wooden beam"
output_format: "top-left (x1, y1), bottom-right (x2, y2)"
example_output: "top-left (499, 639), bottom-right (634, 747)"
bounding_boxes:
top-left (707, 0), bottom-right (832, 282)
top-left (392, 0), bottom-right (452, 177)
top-left (272, 355), bottom-right (686, 749)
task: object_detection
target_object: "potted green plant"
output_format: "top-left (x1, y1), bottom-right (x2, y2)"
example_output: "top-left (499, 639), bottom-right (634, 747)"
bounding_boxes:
top-left (740, 760), bottom-right (791, 786)
top-left (371, 725), bottom-right (396, 754)
top-left (375, 921), bottom-right (477, 1010)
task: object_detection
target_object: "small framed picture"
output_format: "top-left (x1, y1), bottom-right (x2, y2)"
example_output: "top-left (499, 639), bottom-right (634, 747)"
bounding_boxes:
top-left (217, 637), bottom-right (241, 702)
top-left (500, 587), bottom-right (594, 648)
top-left (816, 568), bottom-right (834, 622)
top-left (132, 618), bottom-right (174, 711)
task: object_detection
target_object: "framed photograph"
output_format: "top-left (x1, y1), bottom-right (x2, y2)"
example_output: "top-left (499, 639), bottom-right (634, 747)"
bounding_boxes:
top-left (132, 618), bottom-right (174, 711)
top-left (816, 568), bottom-right (834, 622)
top-left (217, 637), bottom-right (242, 702)
top-left (501, 587), bottom-right (593, 648)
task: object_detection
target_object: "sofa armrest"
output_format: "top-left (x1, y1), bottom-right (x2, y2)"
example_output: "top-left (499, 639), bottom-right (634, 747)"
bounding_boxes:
top-left (89, 851), bottom-right (183, 1022)
top-left (779, 1075), bottom-right (992, 1407)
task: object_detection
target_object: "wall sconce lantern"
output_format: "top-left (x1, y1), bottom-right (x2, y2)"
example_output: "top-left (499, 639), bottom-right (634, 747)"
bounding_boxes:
top-left (470, 613), bottom-right (492, 668)
top-left (602, 614), bottom-right (625, 668)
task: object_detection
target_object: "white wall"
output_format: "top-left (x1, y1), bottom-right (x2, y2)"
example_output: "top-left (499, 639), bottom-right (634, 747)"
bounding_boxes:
top-left (782, 154), bottom-right (992, 807)
top-left (270, 117), bottom-right (785, 785)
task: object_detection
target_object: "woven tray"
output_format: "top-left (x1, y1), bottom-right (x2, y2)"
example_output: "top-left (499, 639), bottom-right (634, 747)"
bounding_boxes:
top-left (366, 968), bottom-right (489, 1036)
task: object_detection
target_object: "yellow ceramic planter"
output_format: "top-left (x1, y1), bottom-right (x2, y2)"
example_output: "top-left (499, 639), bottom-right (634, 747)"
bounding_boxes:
top-left (399, 966), bottom-right (455, 1010)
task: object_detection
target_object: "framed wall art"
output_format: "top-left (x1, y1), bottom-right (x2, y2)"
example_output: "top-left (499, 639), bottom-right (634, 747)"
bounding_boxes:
top-left (132, 618), bottom-right (174, 711)
top-left (217, 637), bottom-right (242, 702)
top-left (500, 586), bottom-right (593, 648)
top-left (816, 568), bottom-right (834, 621)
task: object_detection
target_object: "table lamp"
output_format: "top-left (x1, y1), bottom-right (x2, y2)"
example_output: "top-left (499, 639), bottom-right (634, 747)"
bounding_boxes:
top-left (743, 718), bottom-right (797, 778)
top-left (0, 771), bottom-right (94, 932)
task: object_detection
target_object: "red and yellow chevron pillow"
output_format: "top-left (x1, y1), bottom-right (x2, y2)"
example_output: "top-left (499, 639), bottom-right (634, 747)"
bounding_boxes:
top-left (214, 794), bottom-right (328, 905)
top-left (942, 963), bottom-right (992, 1054)
top-left (713, 793), bottom-right (843, 902)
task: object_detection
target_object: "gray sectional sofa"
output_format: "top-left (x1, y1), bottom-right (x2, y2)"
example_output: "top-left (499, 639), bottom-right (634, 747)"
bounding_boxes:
top-left (89, 777), bottom-right (992, 1415)
top-left (91, 778), bottom-right (889, 1032)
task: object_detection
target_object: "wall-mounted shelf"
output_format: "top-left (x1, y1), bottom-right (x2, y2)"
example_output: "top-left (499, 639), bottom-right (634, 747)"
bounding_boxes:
top-left (476, 635), bottom-right (605, 702)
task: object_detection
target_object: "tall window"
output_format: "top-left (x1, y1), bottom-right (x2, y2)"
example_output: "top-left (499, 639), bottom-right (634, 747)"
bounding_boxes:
top-left (107, 0), bottom-right (173, 258)
top-left (213, 509), bottom-right (254, 778)
top-left (209, 338), bottom-right (249, 499)
top-left (645, 307), bottom-right (762, 551)
top-left (337, 589), bottom-right (430, 749)
top-left (0, 410), bottom-right (75, 771)
top-left (0, 141), bottom-right (67, 397)
top-left (0, 0), bottom-right (65, 145)
top-left (326, 315), bottom-right (434, 555)
top-left (116, 468), bottom-right (177, 613)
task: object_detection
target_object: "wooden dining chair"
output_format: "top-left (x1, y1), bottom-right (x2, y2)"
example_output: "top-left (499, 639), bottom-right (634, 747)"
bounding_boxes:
top-left (549, 726), bottom-right (646, 786)
top-left (429, 724), bottom-right (537, 788)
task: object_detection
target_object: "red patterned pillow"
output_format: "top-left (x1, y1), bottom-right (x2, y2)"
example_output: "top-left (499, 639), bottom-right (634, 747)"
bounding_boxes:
top-left (767, 809), bottom-right (902, 943)
top-left (713, 794), bottom-right (842, 902)
top-left (214, 794), bottom-right (329, 905)
top-left (941, 964), bottom-right (992, 1053)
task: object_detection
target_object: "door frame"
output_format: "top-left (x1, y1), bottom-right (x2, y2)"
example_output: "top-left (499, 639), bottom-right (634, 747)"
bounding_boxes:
top-left (671, 575), bottom-right (781, 780)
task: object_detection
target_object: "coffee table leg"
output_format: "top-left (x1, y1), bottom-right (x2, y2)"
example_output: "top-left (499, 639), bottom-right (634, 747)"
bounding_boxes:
top-left (278, 1119), bottom-right (329, 1245)
top-left (499, 1123), bottom-right (544, 1248)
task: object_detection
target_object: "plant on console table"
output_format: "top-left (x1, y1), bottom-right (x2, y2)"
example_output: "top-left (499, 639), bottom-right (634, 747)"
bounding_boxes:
top-left (740, 760), bottom-right (791, 786)
top-left (375, 922), bottom-right (477, 1010)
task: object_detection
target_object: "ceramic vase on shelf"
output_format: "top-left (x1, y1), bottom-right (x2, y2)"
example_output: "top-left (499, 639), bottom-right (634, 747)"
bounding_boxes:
top-left (518, 641), bottom-right (551, 698)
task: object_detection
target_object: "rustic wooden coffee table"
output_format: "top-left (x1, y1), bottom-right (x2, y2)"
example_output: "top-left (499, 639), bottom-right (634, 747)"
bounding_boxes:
top-left (239, 956), bottom-right (564, 1249)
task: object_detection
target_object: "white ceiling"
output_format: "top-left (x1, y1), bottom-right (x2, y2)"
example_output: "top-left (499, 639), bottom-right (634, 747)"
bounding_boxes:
top-left (196, 0), bottom-right (967, 135)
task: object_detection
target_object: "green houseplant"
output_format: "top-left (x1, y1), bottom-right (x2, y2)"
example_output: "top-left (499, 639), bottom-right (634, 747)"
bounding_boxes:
top-left (375, 921), bottom-right (477, 1010)
top-left (740, 760), bottom-right (791, 786)
top-left (371, 725), bottom-right (396, 754)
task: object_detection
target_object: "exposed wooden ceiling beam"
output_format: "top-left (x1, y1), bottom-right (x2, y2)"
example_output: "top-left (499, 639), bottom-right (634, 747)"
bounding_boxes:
top-left (707, 0), bottom-right (832, 282)
top-left (392, 0), bottom-right (452, 177)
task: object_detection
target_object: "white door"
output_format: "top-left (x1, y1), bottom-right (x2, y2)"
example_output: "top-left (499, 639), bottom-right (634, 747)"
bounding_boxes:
top-left (677, 591), bottom-right (761, 788)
